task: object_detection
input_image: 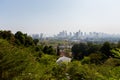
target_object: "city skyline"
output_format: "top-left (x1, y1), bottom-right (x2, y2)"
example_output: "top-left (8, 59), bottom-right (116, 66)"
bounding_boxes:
top-left (31, 30), bottom-right (120, 43)
top-left (31, 30), bottom-right (120, 38)
top-left (0, 0), bottom-right (120, 34)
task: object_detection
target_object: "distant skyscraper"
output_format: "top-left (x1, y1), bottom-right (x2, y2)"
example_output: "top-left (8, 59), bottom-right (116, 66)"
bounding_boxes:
top-left (32, 34), bottom-right (39, 39)
top-left (40, 33), bottom-right (43, 39)
top-left (69, 32), bottom-right (72, 37)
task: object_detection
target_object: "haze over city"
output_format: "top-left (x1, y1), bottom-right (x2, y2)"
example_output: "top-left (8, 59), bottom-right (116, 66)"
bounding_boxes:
top-left (0, 0), bottom-right (120, 35)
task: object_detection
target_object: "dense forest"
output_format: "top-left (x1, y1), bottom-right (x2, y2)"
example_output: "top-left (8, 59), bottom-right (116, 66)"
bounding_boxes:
top-left (1, 30), bottom-right (120, 80)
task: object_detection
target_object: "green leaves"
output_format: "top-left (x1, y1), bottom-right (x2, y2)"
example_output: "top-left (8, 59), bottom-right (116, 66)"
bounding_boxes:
top-left (1, 38), bottom-right (120, 80)
top-left (111, 48), bottom-right (120, 58)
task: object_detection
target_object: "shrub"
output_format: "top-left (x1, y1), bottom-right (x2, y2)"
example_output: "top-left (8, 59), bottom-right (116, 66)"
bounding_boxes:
top-left (104, 58), bottom-right (120, 66)
top-left (81, 57), bottom-right (90, 64)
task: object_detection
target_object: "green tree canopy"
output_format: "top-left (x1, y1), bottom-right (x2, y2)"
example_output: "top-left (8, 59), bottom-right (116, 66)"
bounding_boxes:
top-left (72, 43), bottom-right (88, 60)
top-left (100, 41), bottom-right (112, 58)
top-left (15, 31), bottom-right (25, 45)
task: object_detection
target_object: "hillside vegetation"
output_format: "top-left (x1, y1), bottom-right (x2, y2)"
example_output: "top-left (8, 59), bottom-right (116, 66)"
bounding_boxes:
top-left (0, 30), bottom-right (120, 80)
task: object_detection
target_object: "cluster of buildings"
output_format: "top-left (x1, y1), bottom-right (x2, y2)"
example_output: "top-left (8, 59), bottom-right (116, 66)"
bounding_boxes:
top-left (31, 30), bottom-right (120, 43)
top-left (54, 30), bottom-right (120, 43)
top-left (32, 33), bottom-right (44, 39)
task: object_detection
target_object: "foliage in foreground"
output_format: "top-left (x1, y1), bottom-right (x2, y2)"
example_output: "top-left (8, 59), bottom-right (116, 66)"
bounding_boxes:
top-left (1, 39), bottom-right (120, 80)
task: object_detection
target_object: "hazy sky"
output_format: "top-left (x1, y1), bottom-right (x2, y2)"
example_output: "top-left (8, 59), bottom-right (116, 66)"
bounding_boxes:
top-left (0, 0), bottom-right (120, 35)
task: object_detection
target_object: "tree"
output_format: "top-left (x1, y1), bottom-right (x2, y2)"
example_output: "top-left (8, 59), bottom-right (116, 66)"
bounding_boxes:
top-left (0, 30), bottom-right (15, 44)
top-left (89, 53), bottom-right (105, 64)
top-left (15, 31), bottom-right (25, 45)
top-left (100, 41), bottom-right (112, 58)
top-left (43, 46), bottom-right (49, 54)
top-left (111, 48), bottom-right (120, 59)
top-left (56, 45), bottom-right (60, 56)
top-left (48, 46), bottom-right (56, 55)
top-left (43, 46), bottom-right (55, 55)
top-left (117, 41), bottom-right (120, 48)
top-left (72, 43), bottom-right (88, 60)
top-left (24, 35), bottom-right (34, 46)
top-left (33, 39), bottom-right (39, 45)
top-left (87, 44), bottom-right (101, 55)
top-left (15, 31), bottom-right (34, 46)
